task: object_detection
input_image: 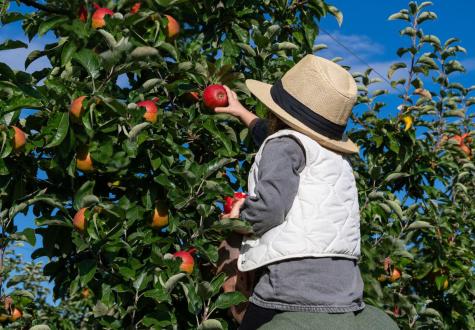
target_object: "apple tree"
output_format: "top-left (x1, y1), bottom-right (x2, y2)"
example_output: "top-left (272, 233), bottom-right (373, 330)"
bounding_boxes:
top-left (0, 0), bottom-right (474, 329)
top-left (0, 0), bottom-right (344, 328)
top-left (350, 2), bottom-right (474, 329)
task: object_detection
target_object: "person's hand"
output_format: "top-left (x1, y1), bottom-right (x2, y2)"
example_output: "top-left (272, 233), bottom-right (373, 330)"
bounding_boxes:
top-left (220, 197), bottom-right (246, 220)
top-left (214, 85), bottom-right (248, 118)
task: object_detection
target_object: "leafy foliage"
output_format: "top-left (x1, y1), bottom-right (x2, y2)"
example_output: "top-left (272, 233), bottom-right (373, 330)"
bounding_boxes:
top-left (0, 0), bottom-right (473, 329)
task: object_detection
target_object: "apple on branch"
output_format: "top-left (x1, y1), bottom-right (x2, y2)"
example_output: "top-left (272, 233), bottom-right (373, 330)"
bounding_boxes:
top-left (137, 98), bottom-right (159, 124)
top-left (92, 4), bottom-right (114, 29)
top-left (12, 126), bottom-right (26, 151)
top-left (173, 249), bottom-right (195, 274)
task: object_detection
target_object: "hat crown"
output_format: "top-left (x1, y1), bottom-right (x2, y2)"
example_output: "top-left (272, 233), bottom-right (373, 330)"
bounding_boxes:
top-left (281, 55), bottom-right (357, 126)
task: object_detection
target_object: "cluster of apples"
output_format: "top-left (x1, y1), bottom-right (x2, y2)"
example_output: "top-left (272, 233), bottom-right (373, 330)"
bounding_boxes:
top-left (68, 13), bottom-right (229, 270)
top-left (69, 85), bottom-right (228, 173)
top-left (78, 2), bottom-right (180, 39)
top-left (73, 205), bottom-right (195, 273)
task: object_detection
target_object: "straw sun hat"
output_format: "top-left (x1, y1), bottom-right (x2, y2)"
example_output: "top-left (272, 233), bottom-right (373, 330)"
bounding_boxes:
top-left (246, 54), bottom-right (359, 154)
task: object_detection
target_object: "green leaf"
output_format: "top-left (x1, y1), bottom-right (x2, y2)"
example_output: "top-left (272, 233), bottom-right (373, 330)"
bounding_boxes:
top-left (46, 112), bottom-right (70, 148)
top-left (416, 11), bottom-right (437, 25)
top-left (388, 62), bottom-right (407, 79)
top-left (0, 39), bottom-right (28, 51)
top-left (92, 301), bottom-right (109, 317)
top-left (78, 259), bottom-right (97, 285)
top-left (133, 272), bottom-right (149, 291)
top-left (421, 308), bottom-right (441, 318)
top-left (61, 42), bottom-right (77, 66)
top-left (273, 42), bottom-right (299, 51)
top-left (143, 288), bottom-right (169, 302)
top-left (11, 289), bottom-right (35, 300)
top-left (128, 122), bottom-right (151, 139)
top-left (25, 50), bottom-right (46, 69)
top-left (157, 42), bottom-right (177, 60)
top-left (203, 119), bottom-right (234, 156)
top-left (130, 46), bottom-right (159, 60)
top-left (328, 5), bottom-right (343, 26)
top-left (210, 273), bottom-right (227, 296)
top-left (17, 228), bottom-right (36, 246)
top-left (385, 172), bottom-right (410, 182)
top-left (400, 27), bottom-right (417, 37)
top-left (197, 281), bottom-right (213, 299)
top-left (386, 200), bottom-right (404, 219)
top-left (198, 320), bottom-right (223, 330)
top-left (388, 12), bottom-right (410, 21)
top-left (38, 17), bottom-right (69, 36)
top-left (237, 43), bottom-right (256, 57)
top-left (407, 221), bottom-right (433, 230)
top-left (211, 292), bottom-right (247, 310)
top-left (164, 273), bottom-right (187, 292)
top-left (98, 30), bottom-right (117, 48)
top-left (73, 49), bottom-right (102, 79)
top-left (74, 181), bottom-right (96, 210)
top-left (1, 12), bottom-right (26, 25)
top-left (29, 325), bottom-right (52, 330)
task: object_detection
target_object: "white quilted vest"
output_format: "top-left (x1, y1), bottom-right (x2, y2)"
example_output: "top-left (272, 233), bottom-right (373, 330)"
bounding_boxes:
top-left (238, 129), bottom-right (361, 272)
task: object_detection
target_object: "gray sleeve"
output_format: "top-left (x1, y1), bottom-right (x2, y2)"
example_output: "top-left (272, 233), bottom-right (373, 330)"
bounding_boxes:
top-left (250, 119), bottom-right (269, 148)
top-left (240, 136), bottom-right (306, 236)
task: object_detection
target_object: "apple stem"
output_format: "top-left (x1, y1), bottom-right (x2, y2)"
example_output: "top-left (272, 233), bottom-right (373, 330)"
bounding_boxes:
top-left (188, 248), bottom-right (197, 254)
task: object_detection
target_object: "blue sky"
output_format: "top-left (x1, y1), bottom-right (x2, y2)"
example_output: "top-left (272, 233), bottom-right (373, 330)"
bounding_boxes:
top-left (318, 0), bottom-right (474, 89)
top-left (1, 0), bottom-right (474, 302)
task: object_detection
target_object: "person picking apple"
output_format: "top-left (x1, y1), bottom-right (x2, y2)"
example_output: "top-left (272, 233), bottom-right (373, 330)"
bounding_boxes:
top-left (213, 55), bottom-right (398, 330)
top-left (219, 195), bottom-right (246, 220)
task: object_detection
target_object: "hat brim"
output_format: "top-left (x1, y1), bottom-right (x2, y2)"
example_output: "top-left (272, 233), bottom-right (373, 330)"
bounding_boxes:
top-left (246, 79), bottom-right (359, 154)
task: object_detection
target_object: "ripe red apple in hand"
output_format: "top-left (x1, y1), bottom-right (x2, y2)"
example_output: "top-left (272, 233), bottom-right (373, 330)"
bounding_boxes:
top-left (224, 192), bottom-right (248, 214)
top-left (203, 84), bottom-right (228, 109)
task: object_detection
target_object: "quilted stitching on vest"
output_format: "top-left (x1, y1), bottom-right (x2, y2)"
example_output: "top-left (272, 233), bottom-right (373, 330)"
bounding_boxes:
top-left (238, 129), bottom-right (361, 272)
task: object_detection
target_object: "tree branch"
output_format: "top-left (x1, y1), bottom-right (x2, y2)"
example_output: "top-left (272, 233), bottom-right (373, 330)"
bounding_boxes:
top-left (18, 0), bottom-right (73, 17)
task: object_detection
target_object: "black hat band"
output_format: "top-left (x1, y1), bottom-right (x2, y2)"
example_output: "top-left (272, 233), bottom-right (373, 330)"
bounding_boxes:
top-left (270, 80), bottom-right (346, 140)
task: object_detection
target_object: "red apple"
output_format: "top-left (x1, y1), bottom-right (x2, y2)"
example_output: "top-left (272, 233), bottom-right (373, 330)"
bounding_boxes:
top-left (92, 5), bottom-right (114, 29)
top-left (70, 96), bottom-right (87, 120)
top-left (224, 196), bottom-right (234, 214)
top-left (130, 2), bottom-right (141, 14)
top-left (9, 308), bottom-right (22, 322)
top-left (137, 98), bottom-right (159, 123)
top-left (165, 15), bottom-right (180, 39)
top-left (223, 192), bottom-right (247, 214)
top-left (460, 144), bottom-right (471, 157)
top-left (185, 91), bottom-right (200, 103)
top-left (173, 250), bottom-right (194, 273)
top-left (203, 84), bottom-right (228, 109)
top-left (151, 203), bottom-right (169, 229)
top-left (73, 208), bottom-right (87, 232)
top-left (389, 268), bottom-right (401, 282)
top-left (79, 5), bottom-right (88, 22)
top-left (12, 126), bottom-right (26, 151)
top-left (81, 287), bottom-right (90, 298)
